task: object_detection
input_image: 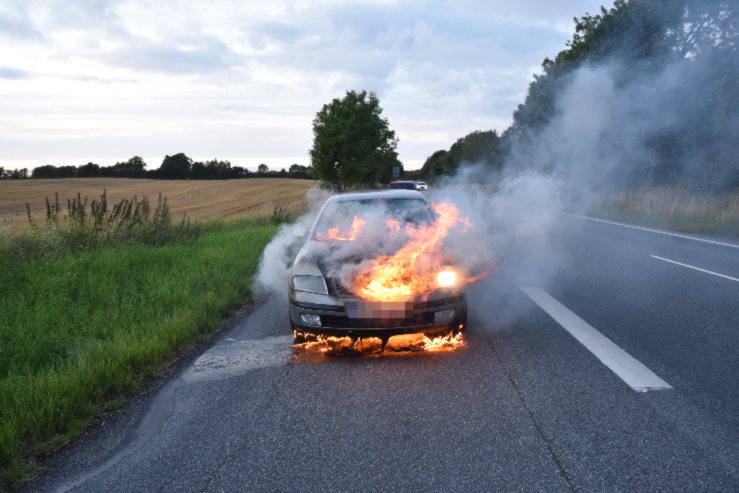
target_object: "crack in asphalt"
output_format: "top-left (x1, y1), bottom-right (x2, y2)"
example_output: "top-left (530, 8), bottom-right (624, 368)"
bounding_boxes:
top-left (479, 327), bottom-right (577, 493)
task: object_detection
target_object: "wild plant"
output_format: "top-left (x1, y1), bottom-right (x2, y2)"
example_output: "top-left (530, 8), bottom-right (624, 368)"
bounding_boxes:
top-left (15, 190), bottom-right (200, 256)
top-left (270, 204), bottom-right (292, 224)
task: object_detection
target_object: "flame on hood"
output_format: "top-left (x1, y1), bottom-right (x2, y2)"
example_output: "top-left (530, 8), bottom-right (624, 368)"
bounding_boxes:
top-left (316, 216), bottom-right (366, 241)
top-left (345, 202), bottom-right (477, 301)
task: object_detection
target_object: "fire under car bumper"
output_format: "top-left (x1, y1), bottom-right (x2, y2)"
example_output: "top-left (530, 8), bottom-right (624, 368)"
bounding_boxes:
top-left (289, 294), bottom-right (467, 338)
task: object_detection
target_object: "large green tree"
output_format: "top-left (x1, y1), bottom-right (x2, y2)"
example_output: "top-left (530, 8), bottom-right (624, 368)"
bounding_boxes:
top-left (309, 90), bottom-right (401, 190)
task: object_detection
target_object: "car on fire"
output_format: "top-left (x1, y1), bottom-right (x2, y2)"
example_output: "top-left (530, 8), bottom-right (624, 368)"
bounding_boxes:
top-left (288, 190), bottom-right (468, 347)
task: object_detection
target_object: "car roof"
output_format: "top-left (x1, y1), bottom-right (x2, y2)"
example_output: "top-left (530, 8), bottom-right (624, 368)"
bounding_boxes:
top-left (328, 189), bottom-right (427, 202)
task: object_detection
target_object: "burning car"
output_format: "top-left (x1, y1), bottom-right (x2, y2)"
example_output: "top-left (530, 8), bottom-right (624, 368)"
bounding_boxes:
top-left (288, 190), bottom-right (471, 349)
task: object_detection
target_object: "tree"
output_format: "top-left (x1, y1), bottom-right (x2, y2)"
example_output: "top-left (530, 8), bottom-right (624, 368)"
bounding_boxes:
top-left (190, 160), bottom-right (208, 179)
top-left (420, 150), bottom-right (450, 178)
top-left (9, 168), bottom-right (28, 179)
top-left (77, 162), bottom-right (101, 177)
top-left (288, 164), bottom-right (313, 179)
top-left (126, 155), bottom-right (146, 172)
top-left (257, 163), bottom-right (269, 174)
top-left (159, 153), bottom-right (192, 179)
top-left (32, 165), bottom-right (59, 178)
top-left (420, 130), bottom-right (502, 178)
top-left (309, 90), bottom-right (401, 190)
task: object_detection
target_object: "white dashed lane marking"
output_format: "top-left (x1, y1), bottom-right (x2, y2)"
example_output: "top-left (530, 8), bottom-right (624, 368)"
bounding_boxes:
top-left (650, 255), bottom-right (739, 283)
top-left (521, 286), bottom-right (673, 393)
top-left (565, 213), bottom-right (739, 250)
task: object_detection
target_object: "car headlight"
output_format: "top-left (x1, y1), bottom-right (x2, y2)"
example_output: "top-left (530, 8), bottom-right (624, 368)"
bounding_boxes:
top-left (292, 275), bottom-right (328, 295)
top-left (436, 269), bottom-right (459, 288)
top-left (434, 309), bottom-right (455, 323)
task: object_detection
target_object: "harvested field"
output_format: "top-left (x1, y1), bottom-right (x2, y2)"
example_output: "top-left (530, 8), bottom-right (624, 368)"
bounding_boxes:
top-left (0, 178), bottom-right (316, 225)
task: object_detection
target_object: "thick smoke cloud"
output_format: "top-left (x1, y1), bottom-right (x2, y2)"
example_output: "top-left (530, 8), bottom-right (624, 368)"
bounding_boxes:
top-left (253, 186), bottom-right (331, 297)
top-left (509, 57), bottom-right (738, 198)
top-left (431, 49), bottom-right (738, 321)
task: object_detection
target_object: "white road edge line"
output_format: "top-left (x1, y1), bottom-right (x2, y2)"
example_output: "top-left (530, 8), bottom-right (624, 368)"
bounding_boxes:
top-left (650, 255), bottom-right (739, 283)
top-left (564, 213), bottom-right (739, 250)
top-left (520, 286), bottom-right (673, 393)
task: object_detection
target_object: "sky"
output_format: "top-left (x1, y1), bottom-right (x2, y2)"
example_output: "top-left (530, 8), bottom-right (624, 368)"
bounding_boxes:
top-left (0, 0), bottom-right (608, 171)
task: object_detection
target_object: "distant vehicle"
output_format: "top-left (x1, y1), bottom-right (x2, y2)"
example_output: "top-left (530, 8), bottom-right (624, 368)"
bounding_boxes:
top-left (388, 181), bottom-right (418, 190)
top-left (288, 190), bottom-right (467, 345)
top-left (415, 181), bottom-right (428, 191)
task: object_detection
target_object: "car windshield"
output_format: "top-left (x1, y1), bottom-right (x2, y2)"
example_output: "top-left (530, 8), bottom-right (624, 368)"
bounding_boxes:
top-left (313, 198), bottom-right (432, 241)
top-left (389, 182), bottom-right (416, 190)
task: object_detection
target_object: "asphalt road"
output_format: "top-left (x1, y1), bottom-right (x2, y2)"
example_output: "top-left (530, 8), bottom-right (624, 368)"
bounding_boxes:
top-left (28, 215), bottom-right (739, 492)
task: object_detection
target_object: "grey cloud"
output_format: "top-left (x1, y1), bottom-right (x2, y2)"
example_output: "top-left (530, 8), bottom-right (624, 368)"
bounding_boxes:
top-left (0, 1), bottom-right (43, 40)
top-left (251, 0), bottom-right (569, 94)
top-left (42, 0), bottom-right (124, 31)
top-left (255, 20), bottom-right (306, 44)
top-left (104, 35), bottom-right (240, 74)
top-left (0, 66), bottom-right (29, 79)
top-left (455, 0), bottom-right (608, 23)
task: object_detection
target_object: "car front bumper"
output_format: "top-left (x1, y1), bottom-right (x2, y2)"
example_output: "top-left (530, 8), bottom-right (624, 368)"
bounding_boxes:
top-left (289, 294), bottom-right (467, 338)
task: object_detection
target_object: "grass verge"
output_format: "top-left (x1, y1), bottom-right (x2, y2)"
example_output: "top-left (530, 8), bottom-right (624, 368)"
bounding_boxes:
top-left (589, 187), bottom-right (739, 238)
top-left (0, 221), bottom-right (278, 485)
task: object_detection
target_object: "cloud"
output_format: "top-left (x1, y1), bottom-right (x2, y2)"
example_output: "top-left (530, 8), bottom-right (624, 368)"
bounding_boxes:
top-left (0, 66), bottom-right (29, 79)
top-left (103, 34), bottom-right (240, 74)
top-left (0, 1), bottom-right (43, 40)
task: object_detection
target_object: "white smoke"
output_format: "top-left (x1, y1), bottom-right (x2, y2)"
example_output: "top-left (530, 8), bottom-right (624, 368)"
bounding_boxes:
top-left (252, 186), bottom-right (331, 297)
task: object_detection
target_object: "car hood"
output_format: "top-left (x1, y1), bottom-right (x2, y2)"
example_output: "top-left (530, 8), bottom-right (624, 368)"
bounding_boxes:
top-left (291, 240), bottom-right (465, 302)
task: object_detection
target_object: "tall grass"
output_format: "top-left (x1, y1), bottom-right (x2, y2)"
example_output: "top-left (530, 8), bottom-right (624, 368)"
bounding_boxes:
top-left (592, 187), bottom-right (739, 236)
top-left (3, 190), bottom-right (199, 259)
top-left (0, 207), bottom-right (279, 484)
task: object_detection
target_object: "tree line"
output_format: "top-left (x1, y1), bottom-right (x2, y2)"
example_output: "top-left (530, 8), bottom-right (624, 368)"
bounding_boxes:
top-left (0, 154), bottom-right (314, 180)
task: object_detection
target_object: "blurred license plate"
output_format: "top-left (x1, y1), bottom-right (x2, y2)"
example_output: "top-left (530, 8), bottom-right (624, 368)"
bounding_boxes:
top-left (346, 301), bottom-right (412, 319)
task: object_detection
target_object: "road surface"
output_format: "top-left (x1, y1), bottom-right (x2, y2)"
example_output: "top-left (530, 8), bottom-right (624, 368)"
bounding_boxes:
top-left (27, 215), bottom-right (739, 492)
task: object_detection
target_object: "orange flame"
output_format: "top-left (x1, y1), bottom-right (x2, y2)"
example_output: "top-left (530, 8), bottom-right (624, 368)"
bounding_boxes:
top-left (293, 330), bottom-right (464, 354)
top-left (317, 216), bottom-right (366, 241)
top-left (350, 202), bottom-right (476, 301)
top-left (386, 218), bottom-right (402, 232)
